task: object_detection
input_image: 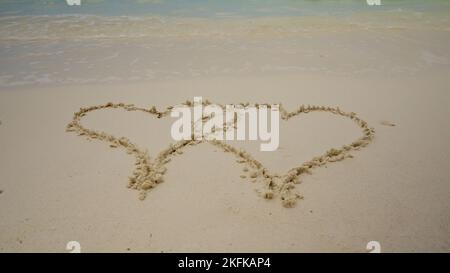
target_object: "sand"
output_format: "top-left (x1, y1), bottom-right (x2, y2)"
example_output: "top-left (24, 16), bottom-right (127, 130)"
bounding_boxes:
top-left (1, 8), bottom-right (450, 252)
top-left (0, 72), bottom-right (450, 252)
top-left (66, 99), bottom-right (374, 208)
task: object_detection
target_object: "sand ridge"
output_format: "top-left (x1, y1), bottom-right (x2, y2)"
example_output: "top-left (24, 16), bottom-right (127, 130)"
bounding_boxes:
top-left (66, 100), bottom-right (375, 208)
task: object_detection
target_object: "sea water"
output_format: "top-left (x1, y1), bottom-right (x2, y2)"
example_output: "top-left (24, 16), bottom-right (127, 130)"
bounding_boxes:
top-left (1, 0), bottom-right (449, 17)
top-left (0, 0), bottom-right (449, 87)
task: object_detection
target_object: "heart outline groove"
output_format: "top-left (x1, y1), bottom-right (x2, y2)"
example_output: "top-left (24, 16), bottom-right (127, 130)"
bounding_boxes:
top-left (66, 100), bottom-right (375, 208)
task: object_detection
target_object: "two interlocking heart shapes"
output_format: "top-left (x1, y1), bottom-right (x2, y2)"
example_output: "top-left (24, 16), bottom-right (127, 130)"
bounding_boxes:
top-left (66, 99), bottom-right (375, 208)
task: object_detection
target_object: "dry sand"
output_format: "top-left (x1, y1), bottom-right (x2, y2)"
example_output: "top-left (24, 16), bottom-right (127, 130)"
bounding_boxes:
top-left (0, 72), bottom-right (450, 252)
top-left (65, 98), bottom-right (374, 208)
top-left (1, 7), bottom-right (450, 252)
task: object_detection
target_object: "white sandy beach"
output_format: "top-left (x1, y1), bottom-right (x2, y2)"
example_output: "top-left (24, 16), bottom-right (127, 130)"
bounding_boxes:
top-left (0, 3), bottom-right (450, 252)
top-left (1, 72), bottom-right (449, 252)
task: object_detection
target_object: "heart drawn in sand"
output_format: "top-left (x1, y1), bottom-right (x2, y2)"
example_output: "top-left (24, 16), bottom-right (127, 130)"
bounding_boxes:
top-left (66, 100), bottom-right (375, 208)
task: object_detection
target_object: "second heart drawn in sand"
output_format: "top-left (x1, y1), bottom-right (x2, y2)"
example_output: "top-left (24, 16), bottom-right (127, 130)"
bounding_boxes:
top-left (66, 100), bottom-right (375, 208)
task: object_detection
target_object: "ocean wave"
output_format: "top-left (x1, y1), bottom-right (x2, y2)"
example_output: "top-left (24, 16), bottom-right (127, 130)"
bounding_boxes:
top-left (0, 10), bottom-right (449, 88)
top-left (0, 12), bottom-right (449, 41)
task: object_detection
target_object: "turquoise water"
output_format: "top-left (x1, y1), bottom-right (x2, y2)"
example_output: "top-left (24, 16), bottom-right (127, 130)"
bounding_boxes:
top-left (0, 0), bottom-right (449, 17)
top-left (0, 1), bottom-right (449, 87)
